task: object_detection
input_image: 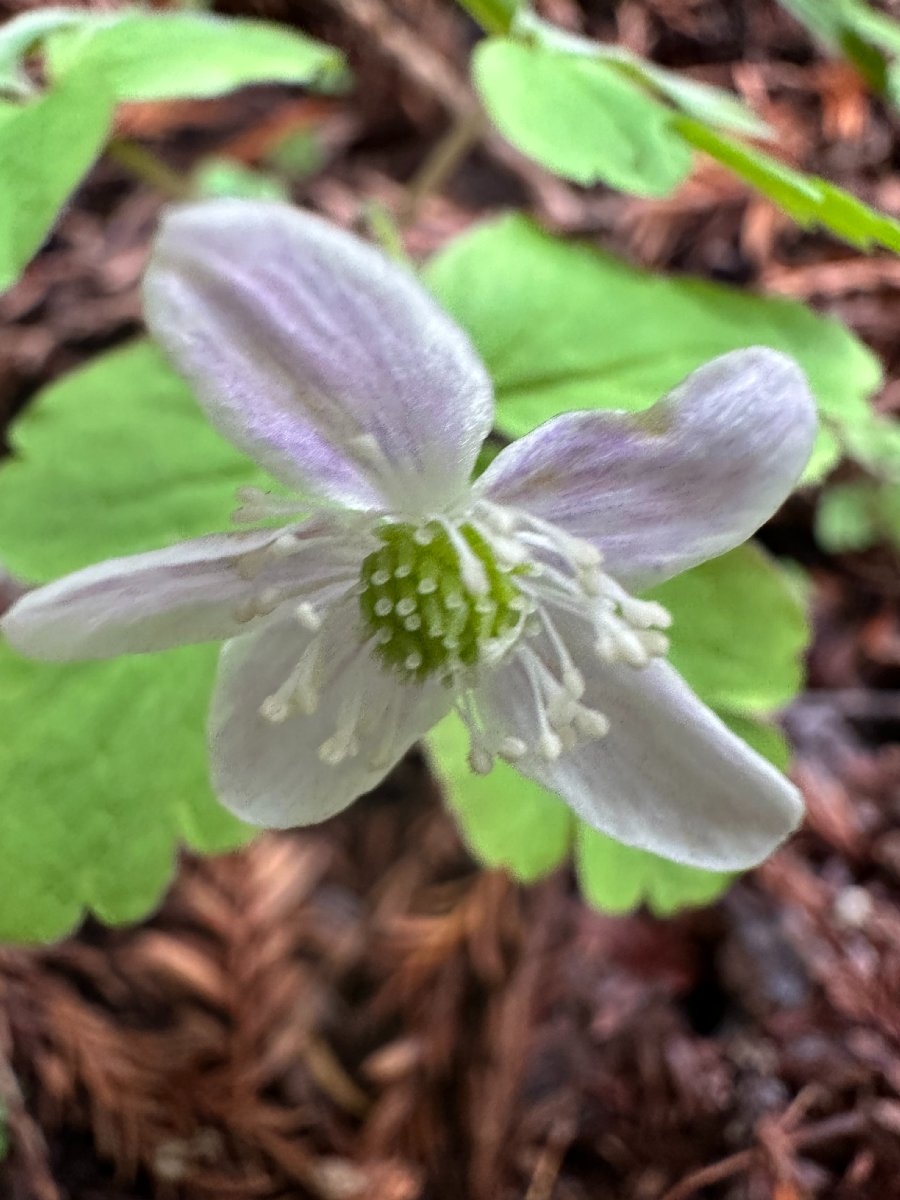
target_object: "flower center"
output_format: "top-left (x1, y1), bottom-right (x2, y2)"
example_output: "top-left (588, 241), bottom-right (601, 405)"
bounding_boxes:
top-left (359, 518), bottom-right (529, 682)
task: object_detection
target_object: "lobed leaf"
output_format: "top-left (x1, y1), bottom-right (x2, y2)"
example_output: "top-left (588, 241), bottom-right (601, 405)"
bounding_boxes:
top-left (426, 214), bottom-right (882, 482)
top-left (43, 11), bottom-right (348, 102)
top-left (0, 342), bottom-right (262, 941)
top-left (0, 65), bottom-right (116, 294)
top-left (473, 37), bottom-right (693, 197)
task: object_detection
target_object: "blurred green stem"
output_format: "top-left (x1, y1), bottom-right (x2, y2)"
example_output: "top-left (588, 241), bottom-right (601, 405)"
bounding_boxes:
top-left (456, 0), bottom-right (520, 35)
top-left (401, 107), bottom-right (487, 224)
top-left (106, 139), bottom-right (192, 200)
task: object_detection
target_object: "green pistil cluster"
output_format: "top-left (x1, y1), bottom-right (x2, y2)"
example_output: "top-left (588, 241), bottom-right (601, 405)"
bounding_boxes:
top-left (359, 519), bottom-right (527, 682)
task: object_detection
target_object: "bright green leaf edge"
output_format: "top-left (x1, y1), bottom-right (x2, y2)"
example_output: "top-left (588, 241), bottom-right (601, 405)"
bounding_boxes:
top-left (0, 342), bottom-right (261, 943)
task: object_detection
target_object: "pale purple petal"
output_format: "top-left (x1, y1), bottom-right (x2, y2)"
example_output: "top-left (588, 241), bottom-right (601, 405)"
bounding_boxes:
top-left (474, 615), bottom-right (803, 870)
top-left (479, 348), bottom-right (816, 591)
top-left (144, 199), bottom-right (494, 515)
top-left (0, 528), bottom-right (357, 661)
top-left (209, 604), bottom-right (454, 827)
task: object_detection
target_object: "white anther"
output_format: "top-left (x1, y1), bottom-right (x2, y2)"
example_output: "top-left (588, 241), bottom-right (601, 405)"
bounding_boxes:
top-left (468, 745), bottom-right (494, 774)
top-left (395, 564), bottom-right (412, 579)
top-left (374, 597), bottom-right (393, 618)
top-left (577, 566), bottom-right (603, 597)
top-left (295, 602), bottom-right (322, 631)
top-left (417, 577), bottom-right (438, 595)
top-left (414, 526), bottom-right (435, 546)
top-left (404, 615), bottom-right (422, 632)
top-left (640, 630), bottom-right (670, 657)
top-left (498, 736), bottom-right (527, 761)
top-left (372, 568), bottom-right (391, 586)
top-left (396, 597), bottom-right (416, 617)
top-left (445, 592), bottom-right (464, 611)
top-left (546, 692), bottom-right (578, 728)
top-left (375, 627), bottom-right (393, 645)
top-left (405, 651), bottom-right (423, 672)
top-left (259, 696), bottom-right (291, 724)
top-left (574, 707), bottom-right (610, 739)
top-left (622, 598), bottom-right (673, 630)
top-left (318, 691), bottom-right (364, 765)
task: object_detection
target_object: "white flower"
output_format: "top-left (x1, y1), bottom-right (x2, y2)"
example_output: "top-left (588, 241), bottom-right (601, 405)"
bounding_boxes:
top-left (1, 200), bottom-right (818, 870)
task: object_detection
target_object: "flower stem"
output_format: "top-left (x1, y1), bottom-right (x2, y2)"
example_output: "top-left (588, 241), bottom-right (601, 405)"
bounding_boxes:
top-left (105, 139), bottom-right (193, 201)
top-left (401, 106), bottom-right (487, 225)
top-left (455, 0), bottom-right (519, 35)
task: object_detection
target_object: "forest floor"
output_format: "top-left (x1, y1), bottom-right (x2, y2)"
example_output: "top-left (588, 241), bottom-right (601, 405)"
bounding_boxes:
top-left (2, 1), bottom-right (900, 1197)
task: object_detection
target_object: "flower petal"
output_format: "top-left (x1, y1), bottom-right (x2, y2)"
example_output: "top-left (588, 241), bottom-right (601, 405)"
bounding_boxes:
top-left (479, 348), bottom-right (816, 590)
top-left (475, 619), bottom-right (803, 871)
top-left (209, 604), bottom-right (454, 827)
top-left (144, 199), bottom-right (494, 515)
top-left (0, 528), bottom-right (357, 661)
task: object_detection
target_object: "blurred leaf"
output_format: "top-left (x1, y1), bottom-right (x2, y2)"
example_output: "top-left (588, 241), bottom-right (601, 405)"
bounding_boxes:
top-left (816, 481), bottom-right (879, 551)
top-left (0, 11), bottom-right (345, 292)
top-left (0, 65), bottom-right (115, 294)
top-left (0, 341), bottom-right (264, 941)
top-left (676, 117), bottom-right (900, 255)
top-left (473, 37), bottom-right (693, 196)
top-left (193, 156), bottom-right (290, 202)
top-left (426, 214), bottom-right (881, 482)
top-left (816, 478), bottom-right (900, 551)
top-left (515, 13), bottom-right (771, 137)
top-left (575, 825), bottom-right (733, 917)
top-left (45, 12), bottom-right (348, 101)
top-left (777, 0), bottom-right (900, 100)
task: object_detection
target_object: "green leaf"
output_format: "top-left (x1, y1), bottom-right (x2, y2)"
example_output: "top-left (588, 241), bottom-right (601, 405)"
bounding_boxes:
top-left (676, 116), bottom-right (900, 256)
top-left (816, 478), bottom-right (900, 551)
top-left (0, 65), bottom-right (116, 294)
top-left (648, 544), bottom-right (807, 714)
top-left (457, 0), bottom-right (522, 35)
top-left (0, 341), bottom-right (266, 941)
top-left (193, 156), bottom-right (290, 202)
top-left (0, 643), bottom-right (248, 943)
top-left (44, 12), bottom-right (348, 102)
top-left (575, 825), bottom-right (733, 917)
top-left (816, 481), bottom-right (879, 551)
top-left (428, 713), bottom-right (574, 881)
top-left (425, 214), bottom-right (882, 482)
top-left (515, 12), bottom-right (771, 137)
top-left (473, 37), bottom-right (693, 196)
